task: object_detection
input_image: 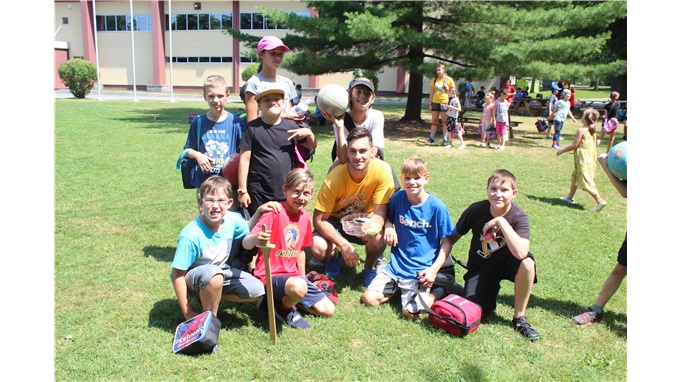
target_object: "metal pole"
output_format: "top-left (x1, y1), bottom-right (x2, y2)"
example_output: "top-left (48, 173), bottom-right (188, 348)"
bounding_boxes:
top-left (92, 0), bottom-right (102, 100)
top-left (168, 0), bottom-right (175, 102)
top-left (130, 0), bottom-right (138, 102)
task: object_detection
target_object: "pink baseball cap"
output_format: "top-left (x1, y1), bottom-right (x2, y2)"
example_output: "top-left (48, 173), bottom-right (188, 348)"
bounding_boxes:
top-left (257, 36), bottom-right (290, 53)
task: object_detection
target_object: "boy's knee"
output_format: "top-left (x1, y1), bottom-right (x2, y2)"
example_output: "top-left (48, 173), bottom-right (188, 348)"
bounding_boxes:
top-left (361, 291), bottom-right (381, 307)
top-left (612, 263), bottom-right (627, 278)
top-left (315, 300), bottom-right (336, 317)
top-left (206, 273), bottom-right (224, 291)
top-left (519, 257), bottom-right (535, 275)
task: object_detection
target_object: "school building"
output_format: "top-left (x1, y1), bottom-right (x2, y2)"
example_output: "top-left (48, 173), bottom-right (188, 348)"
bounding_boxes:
top-left (53, 0), bottom-right (427, 95)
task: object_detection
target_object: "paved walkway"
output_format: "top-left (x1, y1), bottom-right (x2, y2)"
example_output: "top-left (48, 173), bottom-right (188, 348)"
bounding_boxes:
top-left (54, 88), bottom-right (421, 106)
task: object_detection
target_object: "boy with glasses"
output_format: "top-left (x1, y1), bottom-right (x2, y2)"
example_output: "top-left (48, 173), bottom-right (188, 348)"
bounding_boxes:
top-left (171, 176), bottom-right (280, 320)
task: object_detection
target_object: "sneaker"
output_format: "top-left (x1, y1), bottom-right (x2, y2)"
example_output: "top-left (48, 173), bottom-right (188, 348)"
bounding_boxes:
top-left (363, 268), bottom-right (378, 288)
top-left (553, 144), bottom-right (563, 149)
top-left (325, 256), bottom-right (341, 278)
top-left (558, 136), bottom-right (563, 141)
top-left (512, 315), bottom-right (540, 341)
top-left (444, 142), bottom-right (452, 148)
top-left (546, 135), bottom-right (553, 139)
top-left (255, 295), bottom-right (267, 313)
top-left (274, 306), bottom-right (310, 329)
top-left (426, 138), bottom-right (435, 145)
top-left (458, 144), bottom-right (466, 150)
top-left (560, 196), bottom-right (574, 204)
top-left (572, 308), bottom-right (605, 326)
top-left (497, 146), bottom-right (505, 151)
top-left (309, 257), bottom-right (323, 266)
top-left (443, 140), bottom-right (449, 147)
top-left (594, 200), bottom-right (607, 212)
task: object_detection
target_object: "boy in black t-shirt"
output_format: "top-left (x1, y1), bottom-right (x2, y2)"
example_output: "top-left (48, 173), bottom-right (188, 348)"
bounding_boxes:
top-left (450, 169), bottom-right (540, 341)
top-left (237, 83), bottom-right (317, 217)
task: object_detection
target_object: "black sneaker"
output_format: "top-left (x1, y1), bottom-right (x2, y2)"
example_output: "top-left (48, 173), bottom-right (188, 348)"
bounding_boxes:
top-left (512, 315), bottom-right (540, 341)
top-left (426, 138), bottom-right (435, 145)
top-left (275, 306), bottom-right (310, 329)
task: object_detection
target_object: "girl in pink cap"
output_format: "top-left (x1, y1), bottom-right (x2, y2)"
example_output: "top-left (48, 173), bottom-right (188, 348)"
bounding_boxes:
top-left (243, 36), bottom-right (303, 124)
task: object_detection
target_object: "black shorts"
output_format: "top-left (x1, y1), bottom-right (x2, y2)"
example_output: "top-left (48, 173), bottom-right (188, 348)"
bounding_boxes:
top-left (431, 103), bottom-right (446, 112)
top-left (617, 233), bottom-right (627, 267)
top-left (463, 252), bottom-right (537, 314)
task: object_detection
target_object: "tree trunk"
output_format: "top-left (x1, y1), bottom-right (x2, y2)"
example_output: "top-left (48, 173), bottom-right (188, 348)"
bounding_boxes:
top-left (610, 74), bottom-right (627, 100)
top-left (401, 71), bottom-right (424, 122)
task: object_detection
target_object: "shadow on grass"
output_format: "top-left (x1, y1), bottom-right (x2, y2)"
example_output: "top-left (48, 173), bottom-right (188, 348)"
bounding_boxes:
top-left (144, 245), bottom-right (175, 262)
top-left (496, 294), bottom-right (627, 338)
top-left (525, 194), bottom-right (587, 211)
top-left (149, 299), bottom-right (270, 334)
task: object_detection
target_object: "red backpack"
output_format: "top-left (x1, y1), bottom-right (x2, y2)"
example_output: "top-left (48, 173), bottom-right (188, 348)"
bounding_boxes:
top-left (306, 271), bottom-right (338, 305)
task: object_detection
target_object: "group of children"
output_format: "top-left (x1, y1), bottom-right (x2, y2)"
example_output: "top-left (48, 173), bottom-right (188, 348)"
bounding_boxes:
top-left (172, 39), bottom-right (624, 338)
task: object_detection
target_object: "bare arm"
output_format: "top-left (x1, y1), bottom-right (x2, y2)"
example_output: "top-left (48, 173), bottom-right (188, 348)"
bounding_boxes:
top-left (418, 236), bottom-right (453, 287)
top-left (244, 92), bottom-right (259, 123)
top-left (598, 153), bottom-right (627, 198)
top-left (557, 127), bottom-right (585, 156)
top-left (323, 110), bottom-right (348, 164)
top-left (483, 217), bottom-right (530, 261)
top-left (312, 209), bottom-right (361, 267)
top-left (171, 268), bottom-right (198, 320)
top-left (237, 150), bottom-right (252, 208)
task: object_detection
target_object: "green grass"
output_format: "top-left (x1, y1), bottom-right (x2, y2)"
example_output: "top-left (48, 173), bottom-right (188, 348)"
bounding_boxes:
top-left (54, 97), bottom-right (626, 381)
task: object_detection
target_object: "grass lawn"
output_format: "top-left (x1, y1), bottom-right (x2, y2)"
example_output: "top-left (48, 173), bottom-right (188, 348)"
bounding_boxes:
top-left (54, 97), bottom-right (627, 381)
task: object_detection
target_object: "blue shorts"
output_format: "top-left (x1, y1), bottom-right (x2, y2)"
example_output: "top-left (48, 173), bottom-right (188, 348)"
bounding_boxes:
top-left (271, 275), bottom-right (326, 309)
top-left (184, 264), bottom-right (265, 299)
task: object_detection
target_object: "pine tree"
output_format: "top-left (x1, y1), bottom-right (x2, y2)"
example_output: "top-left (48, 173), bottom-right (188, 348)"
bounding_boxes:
top-left (228, 1), bottom-right (626, 121)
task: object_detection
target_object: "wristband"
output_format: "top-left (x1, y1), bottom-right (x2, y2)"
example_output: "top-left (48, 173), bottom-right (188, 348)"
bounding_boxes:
top-left (237, 189), bottom-right (248, 195)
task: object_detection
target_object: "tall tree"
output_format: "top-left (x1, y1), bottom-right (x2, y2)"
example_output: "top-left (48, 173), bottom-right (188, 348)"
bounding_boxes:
top-left (228, 1), bottom-right (626, 121)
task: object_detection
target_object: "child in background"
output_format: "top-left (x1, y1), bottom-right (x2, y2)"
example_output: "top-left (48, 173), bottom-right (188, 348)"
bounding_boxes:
top-left (550, 89), bottom-right (577, 150)
top-left (443, 87), bottom-right (465, 149)
top-left (479, 93), bottom-right (496, 148)
top-left (491, 89), bottom-right (510, 150)
top-left (362, 156), bottom-right (455, 319)
top-left (597, 91), bottom-right (621, 153)
top-left (545, 88), bottom-right (560, 139)
top-left (556, 108), bottom-right (607, 212)
top-left (427, 62), bottom-right (455, 145)
top-left (244, 169), bottom-right (335, 329)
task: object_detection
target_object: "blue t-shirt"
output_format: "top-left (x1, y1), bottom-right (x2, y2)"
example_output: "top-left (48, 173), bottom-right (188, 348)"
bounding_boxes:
top-left (171, 212), bottom-right (250, 271)
top-left (184, 113), bottom-right (245, 188)
top-left (385, 190), bottom-right (456, 280)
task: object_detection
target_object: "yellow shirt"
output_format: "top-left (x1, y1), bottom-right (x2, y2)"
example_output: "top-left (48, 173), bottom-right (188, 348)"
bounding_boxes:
top-left (430, 76), bottom-right (455, 104)
top-left (314, 159), bottom-right (395, 219)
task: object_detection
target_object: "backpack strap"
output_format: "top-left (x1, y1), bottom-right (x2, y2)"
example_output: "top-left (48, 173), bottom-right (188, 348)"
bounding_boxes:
top-left (176, 115), bottom-right (202, 170)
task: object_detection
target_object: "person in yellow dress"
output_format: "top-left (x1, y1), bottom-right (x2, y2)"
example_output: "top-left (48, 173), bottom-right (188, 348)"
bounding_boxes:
top-left (556, 108), bottom-right (607, 213)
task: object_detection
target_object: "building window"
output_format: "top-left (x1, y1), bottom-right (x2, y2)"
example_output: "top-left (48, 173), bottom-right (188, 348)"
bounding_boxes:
top-left (96, 14), bottom-right (152, 32)
top-left (166, 13), bottom-right (233, 31)
top-left (168, 56), bottom-right (233, 63)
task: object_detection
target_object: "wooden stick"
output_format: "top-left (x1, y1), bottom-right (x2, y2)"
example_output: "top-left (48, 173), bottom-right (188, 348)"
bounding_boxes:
top-left (258, 224), bottom-right (277, 345)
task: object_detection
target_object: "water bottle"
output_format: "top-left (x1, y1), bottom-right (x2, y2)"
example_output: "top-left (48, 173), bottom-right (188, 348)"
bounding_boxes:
top-left (293, 99), bottom-right (309, 117)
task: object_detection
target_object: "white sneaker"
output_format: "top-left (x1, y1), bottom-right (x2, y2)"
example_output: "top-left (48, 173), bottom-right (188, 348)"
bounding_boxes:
top-left (594, 200), bottom-right (607, 212)
top-left (560, 196), bottom-right (574, 204)
top-left (478, 142), bottom-right (485, 147)
top-left (458, 144), bottom-right (466, 150)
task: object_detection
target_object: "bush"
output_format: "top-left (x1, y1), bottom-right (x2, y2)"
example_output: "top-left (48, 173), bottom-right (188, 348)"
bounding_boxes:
top-left (58, 58), bottom-right (98, 99)
top-left (241, 64), bottom-right (259, 82)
